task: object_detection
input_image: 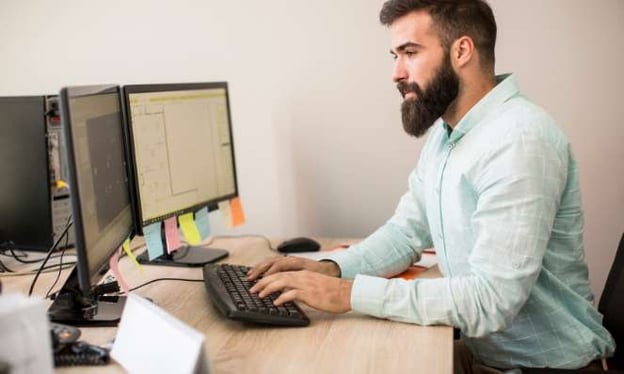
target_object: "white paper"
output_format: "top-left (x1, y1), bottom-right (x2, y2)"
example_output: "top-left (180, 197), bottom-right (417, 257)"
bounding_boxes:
top-left (0, 293), bottom-right (54, 374)
top-left (111, 294), bottom-right (210, 374)
top-left (415, 253), bottom-right (438, 268)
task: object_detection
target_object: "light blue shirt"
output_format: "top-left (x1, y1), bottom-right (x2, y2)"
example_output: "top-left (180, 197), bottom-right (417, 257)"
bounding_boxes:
top-left (324, 74), bottom-right (615, 369)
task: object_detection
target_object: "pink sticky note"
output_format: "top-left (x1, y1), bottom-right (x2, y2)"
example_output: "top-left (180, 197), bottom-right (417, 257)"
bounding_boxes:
top-left (164, 216), bottom-right (181, 253)
top-left (109, 247), bottom-right (129, 294)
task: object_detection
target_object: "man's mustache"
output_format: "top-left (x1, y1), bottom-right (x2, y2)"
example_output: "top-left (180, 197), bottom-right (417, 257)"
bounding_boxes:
top-left (397, 81), bottom-right (423, 99)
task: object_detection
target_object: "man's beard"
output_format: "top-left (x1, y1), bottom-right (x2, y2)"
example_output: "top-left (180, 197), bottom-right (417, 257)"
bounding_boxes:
top-left (397, 55), bottom-right (459, 137)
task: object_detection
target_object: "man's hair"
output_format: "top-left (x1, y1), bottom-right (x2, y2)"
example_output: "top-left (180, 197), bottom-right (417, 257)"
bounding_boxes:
top-left (379, 0), bottom-right (497, 70)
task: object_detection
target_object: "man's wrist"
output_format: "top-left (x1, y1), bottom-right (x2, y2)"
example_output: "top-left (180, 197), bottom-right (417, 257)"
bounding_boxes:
top-left (319, 260), bottom-right (342, 277)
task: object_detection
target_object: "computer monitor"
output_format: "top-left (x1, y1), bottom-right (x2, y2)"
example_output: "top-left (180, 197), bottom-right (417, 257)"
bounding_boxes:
top-left (0, 96), bottom-right (54, 251)
top-left (122, 82), bottom-right (236, 266)
top-left (48, 84), bottom-right (134, 326)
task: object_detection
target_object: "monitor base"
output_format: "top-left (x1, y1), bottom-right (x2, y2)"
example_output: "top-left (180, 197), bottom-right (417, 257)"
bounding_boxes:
top-left (137, 245), bottom-right (229, 267)
top-left (48, 294), bottom-right (126, 327)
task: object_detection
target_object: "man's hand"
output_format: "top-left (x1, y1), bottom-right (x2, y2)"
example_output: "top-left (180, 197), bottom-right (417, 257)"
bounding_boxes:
top-left (249, 270), bottom-right (353, 313)
top-left (247, 256), bottom-right (340, 281)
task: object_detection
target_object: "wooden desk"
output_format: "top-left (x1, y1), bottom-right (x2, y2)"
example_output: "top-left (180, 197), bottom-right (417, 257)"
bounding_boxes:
top-left (2, 237), bottom-right (453, 373)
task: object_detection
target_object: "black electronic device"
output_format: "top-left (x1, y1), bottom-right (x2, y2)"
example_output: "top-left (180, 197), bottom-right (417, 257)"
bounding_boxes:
top-left (0, 95), bottom-right (75, 252)
top-left (0, 96), bottom-right (53, 251)
top-left (203, 263), bottom-right (310, 327)
top-left (50, 322), bottom-right (109, 367)
top-left (122, 82), bottom-right (237, 267)
top-left (48, 84), bottom-right (134, 326)
top-left (277, 237), bottom-right (321, 253)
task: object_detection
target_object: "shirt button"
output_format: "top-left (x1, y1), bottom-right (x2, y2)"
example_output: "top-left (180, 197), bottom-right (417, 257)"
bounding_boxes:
top-left (448, 142), bottom-right (456, 149)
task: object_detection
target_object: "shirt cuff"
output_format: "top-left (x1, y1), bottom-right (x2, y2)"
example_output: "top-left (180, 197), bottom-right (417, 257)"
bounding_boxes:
top-left (350, 274), bottom-right (388, 318)
top-left (318, 249), bottom-right (361, 279)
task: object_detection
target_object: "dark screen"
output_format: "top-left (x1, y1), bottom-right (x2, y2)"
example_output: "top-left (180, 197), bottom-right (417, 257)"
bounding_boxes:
top-left (62, 86), bottom-right (133, 291)
top-left (0, 96), bottom-right (52, 251)
top-left (87, 113), bottom-right (128, 230)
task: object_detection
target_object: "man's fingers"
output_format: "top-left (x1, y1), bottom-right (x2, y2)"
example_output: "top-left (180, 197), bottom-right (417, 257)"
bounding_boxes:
top-left (274, 289), bottom-right (300, 306)
top-left (247, 257), bottom-right (282, 280)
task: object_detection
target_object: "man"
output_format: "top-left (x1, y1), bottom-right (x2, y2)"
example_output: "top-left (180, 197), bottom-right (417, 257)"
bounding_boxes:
top-left (248, 0), bottom-right (615, 371)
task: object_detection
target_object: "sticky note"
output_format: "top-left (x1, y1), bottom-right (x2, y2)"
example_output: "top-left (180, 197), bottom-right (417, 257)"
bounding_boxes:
top-left (230, 197), bottom-right (246, 227)
top-left (164, 216), bottom-right (181, 253)
top-left (178, 213), bottom-right (201, 245)
top-left (122, 236), bottom-right (143, 272)
top-left (194, 207), bottom-right (211, 240)
top-left (218, 201), bottom-right (232, 228)
top-left (143, 222), bottom-right (164, 260)
top-left (109, 247), bottom-right (130, 294)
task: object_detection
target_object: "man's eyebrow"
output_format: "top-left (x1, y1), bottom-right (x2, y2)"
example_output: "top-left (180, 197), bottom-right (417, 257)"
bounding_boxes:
top-left (390, 42), bottom-right (423, 55)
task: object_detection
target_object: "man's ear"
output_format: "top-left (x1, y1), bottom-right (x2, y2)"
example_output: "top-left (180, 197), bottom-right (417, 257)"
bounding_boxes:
top-left (451, 36), bottom-right (475, 68)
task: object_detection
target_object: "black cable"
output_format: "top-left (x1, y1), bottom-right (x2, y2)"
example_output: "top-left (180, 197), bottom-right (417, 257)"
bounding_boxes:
top-left (46, 226), bottom-right (70, 298)
top-left (0, 259), bottom-right (14, 273)
top-left (0, 262), bottom-right (77, 278)
top-left (128, 277), bottom-right (203, 293)
top-left (0, 244), bottom-right (74, 264)
top-left (28, 219), bottom-right (73, 296)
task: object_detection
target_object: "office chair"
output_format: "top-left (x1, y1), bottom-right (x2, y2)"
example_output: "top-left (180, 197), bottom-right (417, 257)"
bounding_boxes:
top-left (522, 232), bottom-right (624, 373)
top-left (597, 232), bottom-right (624, 370)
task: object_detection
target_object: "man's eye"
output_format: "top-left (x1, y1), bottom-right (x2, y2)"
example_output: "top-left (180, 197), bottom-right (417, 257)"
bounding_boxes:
top-left (405, 51), bottom-right (416, 57)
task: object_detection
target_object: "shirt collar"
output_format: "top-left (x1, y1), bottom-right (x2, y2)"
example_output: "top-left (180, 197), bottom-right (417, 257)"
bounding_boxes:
top-left (443, 73), bottom-right (519, 143)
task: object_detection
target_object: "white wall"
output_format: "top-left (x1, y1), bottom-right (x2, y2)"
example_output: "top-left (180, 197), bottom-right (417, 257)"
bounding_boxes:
top-left (1, 0), bottom-right (622, 298)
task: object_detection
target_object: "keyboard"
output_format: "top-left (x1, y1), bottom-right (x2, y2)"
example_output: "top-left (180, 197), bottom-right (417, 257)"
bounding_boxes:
top-left (202, 263), bottom-right (310, 327)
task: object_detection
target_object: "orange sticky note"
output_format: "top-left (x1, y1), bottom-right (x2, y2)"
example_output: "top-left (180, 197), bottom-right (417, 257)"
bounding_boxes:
top-left (230, 197), bottom-right (246, 227)
top-left (392, 266), bottom-right (427, 280)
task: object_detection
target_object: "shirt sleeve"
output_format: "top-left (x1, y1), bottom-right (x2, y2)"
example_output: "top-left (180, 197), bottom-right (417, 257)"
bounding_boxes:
top-left (337, 129), bottom-right (568, 338)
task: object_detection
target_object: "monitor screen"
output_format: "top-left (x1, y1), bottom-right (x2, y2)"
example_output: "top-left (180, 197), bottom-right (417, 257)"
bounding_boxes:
top-left (123, 82), bottom-right (238, 233)
top-left (60, 85), bottom-right (134, 292)
top-left (0, 96), bottom-right (53, 251)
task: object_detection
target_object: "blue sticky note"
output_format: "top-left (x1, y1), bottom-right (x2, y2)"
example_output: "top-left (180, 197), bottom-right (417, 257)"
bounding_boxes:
top-left (195, 207), bottom-right (211, 240)
top-left (143, 221), bottom-right (164, 260)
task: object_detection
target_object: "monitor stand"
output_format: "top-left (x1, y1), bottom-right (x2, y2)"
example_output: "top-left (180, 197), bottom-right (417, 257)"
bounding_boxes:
top-left (48, 268), bottom-right (126, 327)
top-left (137, 244), bottom-right (229, 267)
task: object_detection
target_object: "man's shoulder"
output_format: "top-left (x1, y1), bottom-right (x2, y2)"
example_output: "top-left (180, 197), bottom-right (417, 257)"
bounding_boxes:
top-left (492, 95), bottom-right (567, 144)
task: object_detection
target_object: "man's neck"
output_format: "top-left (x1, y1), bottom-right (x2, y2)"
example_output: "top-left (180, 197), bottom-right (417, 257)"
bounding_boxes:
top-left (443, 74), bottom-right (497, 128)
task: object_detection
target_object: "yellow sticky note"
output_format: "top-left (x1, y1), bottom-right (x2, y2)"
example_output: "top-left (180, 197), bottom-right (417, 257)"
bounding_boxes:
top-left (230, 197), bottom-right (246, 227)
top-left (122, 237), bottom-right (143, 273)
top-left (178, 213), bottom-right (201, 245)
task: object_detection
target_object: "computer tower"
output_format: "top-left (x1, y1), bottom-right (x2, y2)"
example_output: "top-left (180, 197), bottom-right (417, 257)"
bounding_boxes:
top-left (0, 95), bottom-right (74, 252)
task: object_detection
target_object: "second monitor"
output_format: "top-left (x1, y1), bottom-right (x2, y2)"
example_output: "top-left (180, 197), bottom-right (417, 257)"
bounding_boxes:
top-left (123, 82), bottom-right (237, 266)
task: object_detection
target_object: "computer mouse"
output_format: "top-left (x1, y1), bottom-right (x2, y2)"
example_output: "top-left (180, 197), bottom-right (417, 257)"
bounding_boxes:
top-left (277, 237), bottom-right (321, 253)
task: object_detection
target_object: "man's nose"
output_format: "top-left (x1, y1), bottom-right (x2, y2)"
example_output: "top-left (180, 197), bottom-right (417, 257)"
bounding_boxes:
top-left (392, 58), bottom-right (408, 83)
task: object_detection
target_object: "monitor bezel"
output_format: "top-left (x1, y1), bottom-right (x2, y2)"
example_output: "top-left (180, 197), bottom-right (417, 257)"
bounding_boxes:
top-left (60, 84), bottom-right (134, 293)
top-left (122, 81), bottom-right (239, 236)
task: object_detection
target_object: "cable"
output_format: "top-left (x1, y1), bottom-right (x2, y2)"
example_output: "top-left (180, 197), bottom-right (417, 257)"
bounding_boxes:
top-left (28, 219), bottom-right (73, 296)
top-left (0, 262), bottom-right (77, 278)
top-left (46, 226), bottom-right (70, 298)
top-left (0, 259), bottom-right (14, 273)
top-left (128, 277), bottom-right (203, 293)
top-left (1, 244), bottom-right (73, 264)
